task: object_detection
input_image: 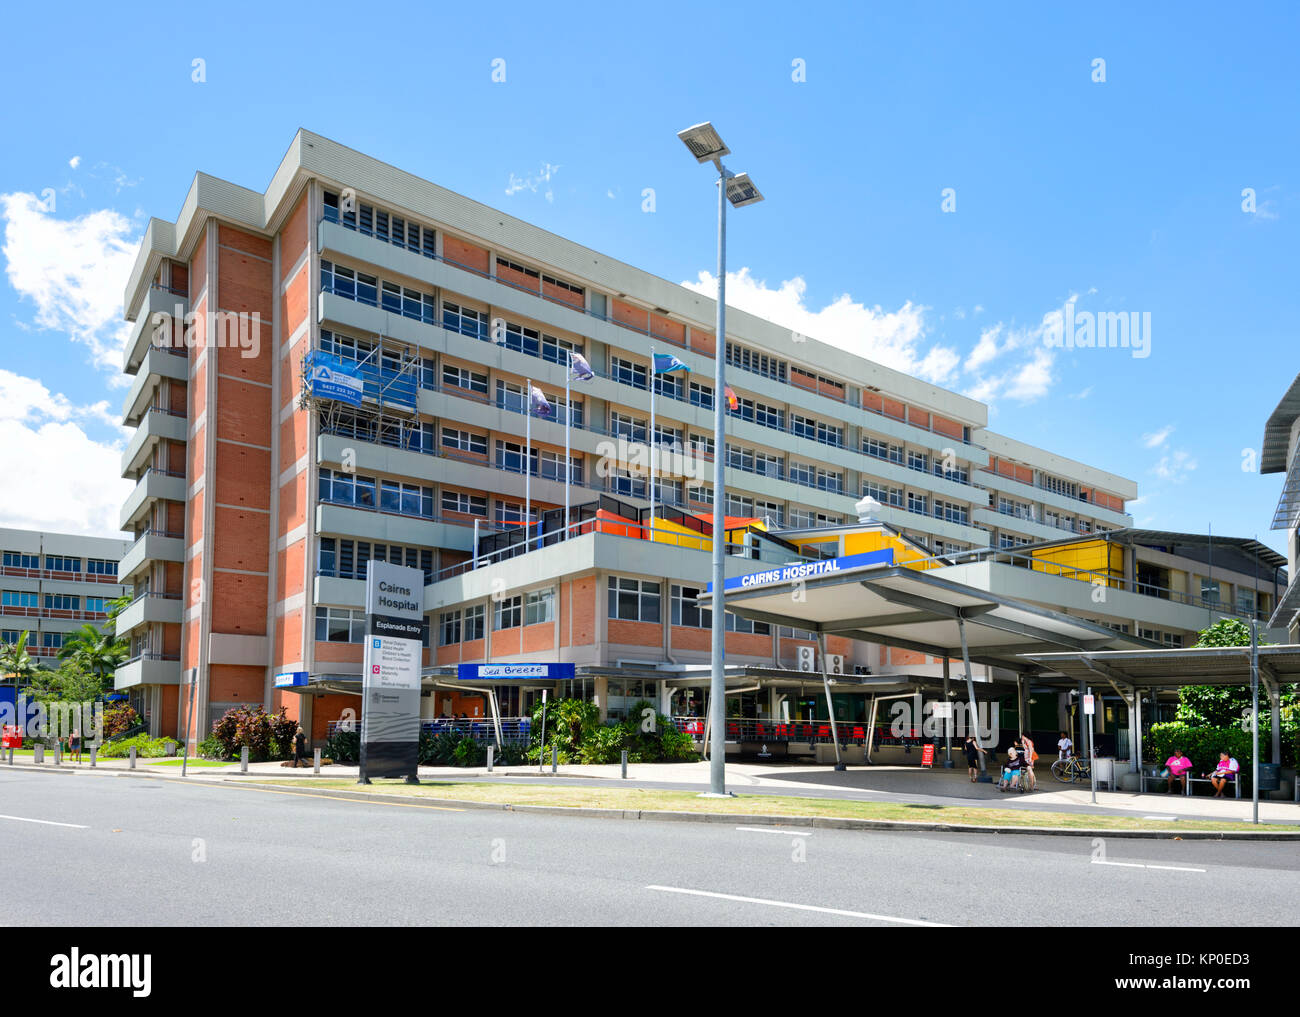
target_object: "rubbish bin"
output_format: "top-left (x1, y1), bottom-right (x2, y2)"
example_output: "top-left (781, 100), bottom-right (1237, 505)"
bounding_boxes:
top-left (1258, 763), bottom-right (1281, 792)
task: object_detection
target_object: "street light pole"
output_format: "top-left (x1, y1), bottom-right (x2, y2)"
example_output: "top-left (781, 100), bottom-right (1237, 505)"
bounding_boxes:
top-left (707, 165), bottom-right (728, 795)
top-left (677, 123), bottom-right (763, 798)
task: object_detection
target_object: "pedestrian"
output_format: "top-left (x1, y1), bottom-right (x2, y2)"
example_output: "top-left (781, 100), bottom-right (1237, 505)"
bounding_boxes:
top-left (1057, 730), bottom-right (1073, 761)
top-left (1206, 751), bottom-right (1239, 798)
top-left (69, 728), bottom-right (81, 763)
top-left (999, 745), bottom-right (1023, 791)
top-left (293, 726), bottom-right (307, 768)
top-left (1163, 748), bottom-right (1193, 794)
top-left (1019, 730), bottom-right (1038, 790)
top-left (963, 734), bottom-right (985, 782)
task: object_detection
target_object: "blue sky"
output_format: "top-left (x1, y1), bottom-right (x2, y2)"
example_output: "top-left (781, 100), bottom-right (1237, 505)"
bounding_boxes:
top-left (0, 1), bottom-right (1295, 549)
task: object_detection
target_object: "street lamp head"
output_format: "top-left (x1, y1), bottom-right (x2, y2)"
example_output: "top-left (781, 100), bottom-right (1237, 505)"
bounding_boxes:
top-left (677, 122), bottom-right (730, 164)
top-left (725, 172), bottom-right (764, 208)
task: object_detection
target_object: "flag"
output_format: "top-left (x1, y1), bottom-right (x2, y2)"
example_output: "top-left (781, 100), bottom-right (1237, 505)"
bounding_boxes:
top-left (724, 385), bottom-right (739, 411)
top-left (529, 385), bottom-right (552, 417)
top-left (570, 352), bottom-right (594, 380)
top-left (653, 352), bottom-right (689, 374)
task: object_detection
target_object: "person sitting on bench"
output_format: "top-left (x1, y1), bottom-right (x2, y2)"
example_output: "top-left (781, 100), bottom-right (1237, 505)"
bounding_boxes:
top-left (1206, 751), bottom-right (1240, 798)
top-left (1163, 749), bottom-right (1193, 793)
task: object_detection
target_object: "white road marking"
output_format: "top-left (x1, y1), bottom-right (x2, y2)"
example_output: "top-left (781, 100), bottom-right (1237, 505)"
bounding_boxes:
top-left (646, 885), bottom-right (948, 926)
top-left (735, 826), bottom-right (812, 836)
top-left (0, 813), bottom-right (88, 829)
top-left (1142, 815), bottom-right (1178, 821)
top-left (1092, 860), bottom-right (1205, 873)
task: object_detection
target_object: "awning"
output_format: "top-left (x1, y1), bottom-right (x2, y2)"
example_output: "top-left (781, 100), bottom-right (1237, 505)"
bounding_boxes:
top-left (1019, 644), bottom-right (1300, 690)
top-left (700, 561), bottom-right (1155, 672)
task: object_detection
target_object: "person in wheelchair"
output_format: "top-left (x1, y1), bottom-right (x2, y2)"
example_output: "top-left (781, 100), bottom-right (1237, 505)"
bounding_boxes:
top-left (998, 745), bottom-right (1024, 791)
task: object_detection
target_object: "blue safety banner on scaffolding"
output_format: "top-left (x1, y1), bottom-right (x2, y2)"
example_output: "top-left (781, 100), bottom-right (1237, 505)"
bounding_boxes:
top-left (307, 351), bottom-right (365, 406)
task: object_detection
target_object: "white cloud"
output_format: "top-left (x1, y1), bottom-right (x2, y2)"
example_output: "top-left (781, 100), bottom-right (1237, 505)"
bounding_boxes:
top-left (681, 268), bottom-right (961, 385)
top-left (0, 192), bottom-right (138, 375)
top-left (957, 304), bottom-right (1064, 405)
top-left (0, 369), bottom-right (132, 537)
top-left (1069, 385), bottom-right (1093, 400)
top-left (964, 325), bottom-right (1004, 372)
top-left (1152, 449), bottom-right (1198, 483)
top-left (505, 163), bottom-right (561, 203)
top-left (1142, 425), bottom-right (1174, 449)
top-left (68, 156), bottom-right (81, 169)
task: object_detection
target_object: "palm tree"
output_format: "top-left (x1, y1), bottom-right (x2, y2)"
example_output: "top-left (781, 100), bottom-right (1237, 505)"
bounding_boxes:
top-left (0, 630), bottom-right (40, 685)
top-left (56, 623), bottom-right (128, 693)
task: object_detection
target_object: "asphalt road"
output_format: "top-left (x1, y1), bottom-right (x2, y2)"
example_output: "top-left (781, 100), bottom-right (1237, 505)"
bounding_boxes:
top-left (3, 768), bottom-right (1297, 926)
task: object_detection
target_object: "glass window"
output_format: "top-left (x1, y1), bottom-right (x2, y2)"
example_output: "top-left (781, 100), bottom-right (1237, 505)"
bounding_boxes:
top-left (607, 577), bottom-right (661, 622)
top-left (494, 595), bottom-right (522, 630)
top-left (464, 604), bottom-right (485, 641)
top-left (525, 589), bottom-right (555, 625)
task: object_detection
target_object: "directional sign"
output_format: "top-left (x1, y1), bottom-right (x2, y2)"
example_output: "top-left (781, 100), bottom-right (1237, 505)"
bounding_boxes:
top-left (456, 663), bottom-right (576, 681)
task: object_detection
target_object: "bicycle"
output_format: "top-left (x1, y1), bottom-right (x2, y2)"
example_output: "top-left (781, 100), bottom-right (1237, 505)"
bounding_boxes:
top-left (1051, 754), bottom-right (1092, 783)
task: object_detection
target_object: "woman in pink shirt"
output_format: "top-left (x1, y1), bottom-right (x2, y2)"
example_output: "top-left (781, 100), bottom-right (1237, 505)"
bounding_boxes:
top-left (1163, 749), bottom-right (1193, 793)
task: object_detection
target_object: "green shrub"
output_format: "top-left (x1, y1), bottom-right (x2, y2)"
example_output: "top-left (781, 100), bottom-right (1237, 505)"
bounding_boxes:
top-left (211, 705), bottom-right (296, 761)
top-left (197, 735), bottom-right (228, 760)
top-left (451, 736), bottom-right (485, 767)
top-left (1146, 722), bottom-right (1258, 776)
top-left (99, 734), bottom-right (176, 759)
top-left (101, 703), bottom-right (139, 739)
top-left (324, 729), bottom-right (360, 764)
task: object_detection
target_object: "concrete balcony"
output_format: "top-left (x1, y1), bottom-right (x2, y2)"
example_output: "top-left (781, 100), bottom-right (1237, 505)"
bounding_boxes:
top-left (977, 471), bottom-right (1133, 530)
top-left (114, 592), bottom-right (184, 636)
top-left (120, 468), bottom-right (187, 530)
top-left (314, 501), bottom-right (475, 552)
top-left (115, 653), bottom-right (182, 690)
top-left (121, 408), bottom-right (188, 478)
top-left (118, 530), bottom-right (185, 584)
top-left (122, 349), bottom-right (189, 427)
top-left (125, 286), bottom-right (189, 374)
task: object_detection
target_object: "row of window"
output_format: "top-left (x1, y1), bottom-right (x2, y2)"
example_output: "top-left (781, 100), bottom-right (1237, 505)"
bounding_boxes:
top-left (1, 592), bottom-right (107, 612)
top-left (0, 629), bottom-right (66, 648)
top-left (323, 191), bottom-right (438, 259)
top-left (317, 539), bottom-right (435, 583)
top-left (1, 553), bottom-right (116, 575)
top-left (318, 469), bottom-right (435, 519)
top-left (315, 606), bottom-right (430, 647)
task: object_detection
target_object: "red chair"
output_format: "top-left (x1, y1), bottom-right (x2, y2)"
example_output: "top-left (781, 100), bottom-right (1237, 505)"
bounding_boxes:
top-left (756, 723), bottom-right (767, 738)
top-left (775, 723), bottom-right (788, 738)
top-left (817, 725), bottom-right (830, 738)
top-left (852, 726), bottom-right (865, 742)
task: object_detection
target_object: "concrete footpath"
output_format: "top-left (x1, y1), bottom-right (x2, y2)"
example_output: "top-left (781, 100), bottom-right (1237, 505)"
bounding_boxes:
top-left (10, 752), bottom-right (1299, 827)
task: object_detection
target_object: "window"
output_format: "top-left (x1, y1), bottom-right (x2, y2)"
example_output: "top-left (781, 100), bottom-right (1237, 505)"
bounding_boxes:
top-left (935, 500), bottom-right (969, 525)
top-left (315, 606), bottom-right (366, 643)
top-left (378, 480), bottom-right (433, 518)
top-left (725, 494), bottom-right (753, 516)
top-left (538, 449), bottom-right (582, 484)
top-left (908, 451), bottom-right (930, 473)
top-left (788, 462), bottom-right (815, 488)
top-left (1237, 588), bottom-right (1257, 616)
top-left (610, 412), bottom-right (646, 443)
top-left (1040, 472), bottom-right (1080, 499)
top-left (541, 273), bottom-right (584, 298)
top-left (907, 493), bottom-right (929, 515)
top-left (671, 585), bottom-right (710, 628)
top-left (86, 597), bottom-right (106, 614)
top-left (494, 595), bottom-right (522, 630)
top-left (495, 440), bottom-right (538, 476)
top-left (86, 558), bottom-right (117, 577)
top-left (689, 381), bottom-right (714, 409)
top-left (496, 380), bottom-right (525, 414)
top-left (863, 436), bottom-right (904, 464)
top-left (495, 501), bottom-right (529, 525)
top-left (501, 321), bottom-right (541, 358)
top-left (441, 427), bottom-right (487, 456)
top-left (2, 552), bottom-right (39, 570)
top-left (318, 469), bottom-right (378, 509)
top-left (464, 604), bottom-right (485, 641)
top-left (608, 577), bottom-right (661, 622)
top-left (608, 468), bottom-right (647, 499)
top-left (525, 588), bottom-right (555, 625)
top-left (725, 342), bottom-right (787, 382)
top-left (726, 444), bottom-right (755, 472)
top-left (540, 333), bottom-right (580, 366)
top-left (442, 491), bottom-right (487, 516)
top-left (42, 632), bottom-right (65, 649)
top-left (439, 610), bottom-right (461, 646)
top-left (653, 371), bottom-right (684, 400)
top-left (45, 555), bottom-right (81, 573)
top-left (496, 257), bottom-right (540, 281)
top-left (442, 301), bottom-right (488, 340)
top-left (1200, 579), bottom-right (1221, 605)
top-left (610, 357), bottom-right (648, 390)
top-left (2, 591), bottom-right (38, 608)
top-left (442, 363), bottom-right (488, 396)
top-left (45, 594), bottom-right (80, 611)
top-left (862, 480), bottom-right (903, 507)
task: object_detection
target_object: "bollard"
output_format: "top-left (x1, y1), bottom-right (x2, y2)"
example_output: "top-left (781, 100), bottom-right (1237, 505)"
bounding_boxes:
top-left (90, 747), bottom-right (97, 769)
top-left (486, 745), bottom-right (494, 772)
top-left (313, 747), bottom-right (321, 774)
top-left (551, 744), bottom-right (558, 774)
top-left (35, 744), bottom-right (44, 765)
top-left (54, 743), bottom-right (61, 767)
top-left (621, 749), bottom-right (628, 779)
top-left (240, 746), bottom-right (249, 774)
top-left (129, 746), bottom-right (136, 769)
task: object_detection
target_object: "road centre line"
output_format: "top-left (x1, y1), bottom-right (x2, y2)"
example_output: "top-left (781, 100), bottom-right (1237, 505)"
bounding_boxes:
top-left (646, 885), bottom-right (948, 926)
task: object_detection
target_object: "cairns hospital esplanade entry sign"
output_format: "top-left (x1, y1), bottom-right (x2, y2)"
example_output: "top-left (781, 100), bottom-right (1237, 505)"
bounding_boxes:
top-left (359, 561), bottom-right (426, 783)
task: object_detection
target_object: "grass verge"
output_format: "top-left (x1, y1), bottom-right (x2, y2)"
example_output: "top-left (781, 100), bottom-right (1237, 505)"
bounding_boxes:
top-left (252, 779), bottom-right (1298, 832)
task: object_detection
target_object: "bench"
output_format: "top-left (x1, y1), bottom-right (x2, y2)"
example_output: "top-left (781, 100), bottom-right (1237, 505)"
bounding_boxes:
top-left (1185, 775), bottom-right (1242, 799)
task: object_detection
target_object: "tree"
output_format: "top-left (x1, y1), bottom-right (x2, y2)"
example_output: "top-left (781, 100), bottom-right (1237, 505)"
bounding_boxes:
top-left (0, 630), bottom-right (40, 685)
top-left (56, 622), bottom-right (128, 694)
top-left (1178, 617), bottom-right (1296, 729)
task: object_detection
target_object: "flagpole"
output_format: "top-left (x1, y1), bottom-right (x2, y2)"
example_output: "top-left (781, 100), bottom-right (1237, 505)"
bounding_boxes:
top-left (649, 346), bottom-right (656, 541)
top-left (525, 377), bottom-right (532, 551)
top-left (564, 352), bottom-right (572, 541)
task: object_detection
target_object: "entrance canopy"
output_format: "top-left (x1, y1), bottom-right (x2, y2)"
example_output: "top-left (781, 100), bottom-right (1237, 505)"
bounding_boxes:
top-left (1020, 645), bottom-right (1300, 691)
top-left (701, 560), bottom-right (1154, 672)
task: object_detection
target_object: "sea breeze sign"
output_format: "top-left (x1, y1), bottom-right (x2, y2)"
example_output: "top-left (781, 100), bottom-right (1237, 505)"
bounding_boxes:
top-left (360, 561), bottom-right (426, 781)
top-left (706, 548), bottom-right (895, 595)
top-left (456, 663), bottom-right (577, 681)
top-left (273, 671), bottom-right (308, 688)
